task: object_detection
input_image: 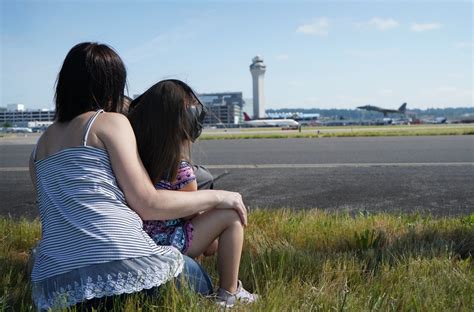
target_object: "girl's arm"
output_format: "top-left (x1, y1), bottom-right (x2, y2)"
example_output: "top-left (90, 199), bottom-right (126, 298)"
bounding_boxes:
top-left (179, 180), bottom-right (199, 220)
top-left (179, 180), bottom-right (198, 192)
top-left (171, 160), bottom-right (198, 193)
top-left (174, 167), bottom-right (199, 220)
top-left (96, 113), bottom-right (247, 225)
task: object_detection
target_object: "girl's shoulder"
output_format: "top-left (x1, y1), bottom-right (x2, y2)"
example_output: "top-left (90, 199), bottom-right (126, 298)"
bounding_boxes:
top-left (155, 160), bottom-right (196, 191)
top-left (178, 160), bottom-right (193, 170)
top-left (176, 161), bottom-right (196, 182)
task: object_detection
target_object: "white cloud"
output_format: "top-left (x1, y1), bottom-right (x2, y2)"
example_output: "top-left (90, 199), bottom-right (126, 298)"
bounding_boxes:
top-left (379, 89), bottom-right (393, 96)
top-left (411, 23), bottom-right (443, 32)
top-left (275, 54), bottom-right (289, 61)
top-left (347, 49), bottom-right (383, 58)
top-left (415, 87), bottom-right (472, 108)
top-left (122, 14), bottom-right (210, 64)
top-left (296, 18), bottom-right (330, 36)
top-left (454, 41), bottom-right (474, 49)
top-left (335, 95), bottom-right (366, 104)
top-left (303, 97), bottom-right (320, 105)
top-left (368, 18), bottom-right (399, 31)
top-left (124, 31), bottom-right (191, 64)
top-left (288, 80), bottom-right (300, 87)
top-left (346, 48), bottom-right (399, 58)
top-left (437, 86), bottom-right (458, 92)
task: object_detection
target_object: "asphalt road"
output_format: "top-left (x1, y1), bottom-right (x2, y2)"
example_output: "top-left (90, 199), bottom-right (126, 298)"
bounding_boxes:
top-left (1, 135), bottom-right (473, 219)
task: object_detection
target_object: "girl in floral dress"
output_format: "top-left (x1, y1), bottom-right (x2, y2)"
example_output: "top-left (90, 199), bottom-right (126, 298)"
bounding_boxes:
top-left (128, 80), bottom-right (258, 307)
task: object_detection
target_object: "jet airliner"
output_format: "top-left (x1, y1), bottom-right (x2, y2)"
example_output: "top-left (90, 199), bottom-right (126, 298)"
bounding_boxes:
top-left (243, 112), bottom-right (300, 128)
top-left (358, 103), bottom-right (407, 117)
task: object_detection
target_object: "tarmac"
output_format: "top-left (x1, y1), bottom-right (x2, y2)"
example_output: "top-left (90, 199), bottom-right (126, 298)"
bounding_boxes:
top-left (1, 134), bottom-right (473, 219)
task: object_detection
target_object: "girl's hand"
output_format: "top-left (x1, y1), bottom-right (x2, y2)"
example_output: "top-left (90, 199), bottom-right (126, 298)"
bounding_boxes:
top-left (215, 191), bottom-right (248, 226)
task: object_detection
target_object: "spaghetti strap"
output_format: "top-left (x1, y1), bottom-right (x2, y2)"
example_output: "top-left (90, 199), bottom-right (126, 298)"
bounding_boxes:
top-left (31, 133), bottom-right (45, 161)
top-left (32, 142), bottom-right (38, 161)
top-left (82, 109), bottom-right (104, 146)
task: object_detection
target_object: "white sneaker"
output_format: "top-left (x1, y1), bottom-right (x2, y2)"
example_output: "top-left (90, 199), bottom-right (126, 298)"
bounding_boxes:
top-left (216, 280), bottom-right (259, 308)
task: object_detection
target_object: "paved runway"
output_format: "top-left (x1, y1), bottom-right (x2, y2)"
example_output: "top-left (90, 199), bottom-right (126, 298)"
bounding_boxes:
top-left (1, 135), bottom-right (473, 219)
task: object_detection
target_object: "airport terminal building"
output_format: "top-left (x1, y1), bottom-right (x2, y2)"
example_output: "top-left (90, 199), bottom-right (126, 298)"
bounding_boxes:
top-left (0, 104), bottom-right (54, 127)
top-left (199, 92), bottom-right (245, 126)
top-left (2, 93), bottom-right (247, 129)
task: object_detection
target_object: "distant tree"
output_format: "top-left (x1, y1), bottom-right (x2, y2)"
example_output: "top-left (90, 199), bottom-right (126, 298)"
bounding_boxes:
top-left (267, 107), bottom-right (474, 120)
top-left (2, 122), bottom-right (12, 128)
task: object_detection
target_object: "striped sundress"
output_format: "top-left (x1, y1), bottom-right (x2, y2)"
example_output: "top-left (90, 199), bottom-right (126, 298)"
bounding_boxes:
top-left (31, 110), bottom-right (184, 310)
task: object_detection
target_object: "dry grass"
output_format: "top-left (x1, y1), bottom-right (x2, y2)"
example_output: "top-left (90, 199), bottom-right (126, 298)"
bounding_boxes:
top-left (200, 125), bottom-right (474, 140)
top-left (1, 210), bottom-right (473, 311)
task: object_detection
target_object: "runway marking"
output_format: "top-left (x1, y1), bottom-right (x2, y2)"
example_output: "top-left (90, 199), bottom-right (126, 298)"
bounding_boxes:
top-left (3, 163), bottom-right (473, 172)
top-left (205, 162), bottom-right (474, 169)
top-left (0, 167), bottom-right (30, 172)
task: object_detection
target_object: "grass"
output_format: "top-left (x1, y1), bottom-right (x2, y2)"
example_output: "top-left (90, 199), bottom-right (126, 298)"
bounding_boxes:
top-left (200, 125), bottom-right (474, 140)
top-left (1, 210), bottom-right (473, 311)
top-left (1, 125), bottom-right (473, 142)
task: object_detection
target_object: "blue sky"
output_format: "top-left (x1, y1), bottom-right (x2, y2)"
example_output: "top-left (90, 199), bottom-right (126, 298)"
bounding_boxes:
top-left (1, 0), bottom-right (472, 112)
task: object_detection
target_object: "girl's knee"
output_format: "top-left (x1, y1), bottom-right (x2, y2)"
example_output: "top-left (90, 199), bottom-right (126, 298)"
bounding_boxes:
top-left (203, 209), bottom-right (244, 232)
top-left (221, 209), bottom-right (243, 226)
top-left (210, 208), bottom-right (239, 221)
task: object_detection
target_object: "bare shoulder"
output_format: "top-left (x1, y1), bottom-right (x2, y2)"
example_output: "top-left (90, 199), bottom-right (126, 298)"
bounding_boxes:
top-left (99, 112), bottom-right (130, 126)
top-left (41, 122), bottom-right (60, 138)
top-left (35, 122), bottom-right (61, 148)
top-left (97, 112), bottom-right (133, 134)
top-left (95, 112), bottom-right (136, 149)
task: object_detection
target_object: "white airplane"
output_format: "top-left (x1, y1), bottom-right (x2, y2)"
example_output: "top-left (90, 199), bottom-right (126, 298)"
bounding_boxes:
top-left (243, 112), bottom-right (300, 128)
top-left (422, 117), bottom-right (448, 124)
top-left (6, 127), bottom-right (33, 133)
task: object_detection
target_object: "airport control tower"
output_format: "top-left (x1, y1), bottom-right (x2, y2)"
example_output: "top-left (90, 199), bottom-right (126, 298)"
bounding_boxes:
top-left (250, 56), bottom-right (266, 119)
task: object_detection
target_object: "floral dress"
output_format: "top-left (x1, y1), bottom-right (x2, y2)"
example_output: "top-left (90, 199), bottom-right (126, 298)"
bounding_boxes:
top-left (143, 161), bottom-right (196, 253)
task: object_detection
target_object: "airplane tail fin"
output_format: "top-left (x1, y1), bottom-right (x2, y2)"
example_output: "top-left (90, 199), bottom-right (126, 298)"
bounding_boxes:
top-left (243, 112), bottom-right (252, 121)
top-left (399, 103), bottom-right (407, 113)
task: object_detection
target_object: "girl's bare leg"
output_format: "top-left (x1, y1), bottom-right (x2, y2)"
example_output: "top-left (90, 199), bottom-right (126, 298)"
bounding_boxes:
top-left (203, 239), bottom-right (218, 257)
top-left (186, 209), bottom-right (243, 293)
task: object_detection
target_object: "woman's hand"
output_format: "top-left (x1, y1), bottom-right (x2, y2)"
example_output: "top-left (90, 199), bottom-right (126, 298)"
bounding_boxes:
top-left (214, 191), bottom-right (248, 226)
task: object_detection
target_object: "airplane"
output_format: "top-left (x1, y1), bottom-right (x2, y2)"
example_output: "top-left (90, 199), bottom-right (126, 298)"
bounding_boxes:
top-left (243, 112), bottom-right (300, 128)
top-left (292, 113), bottom-right (320, 126)
top-left (6, 127), bottom-right (33, 133)
top-left (422, 117), bottom-right (447, 124)
top-left (357, 103), bottom-right (407, 117)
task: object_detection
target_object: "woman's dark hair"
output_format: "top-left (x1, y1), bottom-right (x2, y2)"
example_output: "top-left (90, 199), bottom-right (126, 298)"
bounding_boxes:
top-left (55, 42), bottom-right (127, 122)
top-left (128, 80), bottom-right (202, 184)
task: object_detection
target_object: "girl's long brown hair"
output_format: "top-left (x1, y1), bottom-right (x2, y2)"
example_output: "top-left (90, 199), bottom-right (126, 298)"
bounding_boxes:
top-left (128, 80), bottom-right (197, 184)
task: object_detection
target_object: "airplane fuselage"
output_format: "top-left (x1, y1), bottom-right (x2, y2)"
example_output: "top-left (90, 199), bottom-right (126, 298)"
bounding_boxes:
top-left (6, 127), bottom-right (33, 133)
top-left (357, 105), bottom-right (399, 114)
top-left (357, 103), bottom-right (407, 117)
top-left (245, 119), bottom-right (300, 128)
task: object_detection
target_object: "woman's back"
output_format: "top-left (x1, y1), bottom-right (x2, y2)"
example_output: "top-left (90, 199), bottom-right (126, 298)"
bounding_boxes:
top-left (31, 110), bottom-right (184, 309)
top-left (33, 110), bottom-right (105, 161)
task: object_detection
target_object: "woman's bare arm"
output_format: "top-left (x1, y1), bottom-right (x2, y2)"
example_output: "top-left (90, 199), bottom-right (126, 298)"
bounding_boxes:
top-left (96, 113), bottom-right (247, 225)
top-left (178, 180), bottom-right (199, 220)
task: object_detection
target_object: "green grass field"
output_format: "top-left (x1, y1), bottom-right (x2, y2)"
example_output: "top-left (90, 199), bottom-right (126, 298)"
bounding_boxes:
top-left (1, 124), bottom-right (473, 142)
top-left (1, 209), bottom-right (473, 311)
top-left (200, 125), bottom-right (474, 140)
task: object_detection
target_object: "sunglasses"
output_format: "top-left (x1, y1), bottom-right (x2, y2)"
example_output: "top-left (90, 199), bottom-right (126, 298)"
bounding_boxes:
top-left (187, 104), bottom-right (207, 142)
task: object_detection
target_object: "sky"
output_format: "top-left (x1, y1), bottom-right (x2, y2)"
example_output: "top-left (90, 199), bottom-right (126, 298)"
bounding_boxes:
top-left (1, 0), bottom-right (473, 112)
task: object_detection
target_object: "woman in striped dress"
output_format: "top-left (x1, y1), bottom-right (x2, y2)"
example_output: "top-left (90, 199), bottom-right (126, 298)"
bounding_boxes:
top-left (29, 42), bottom-right (248, 310)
